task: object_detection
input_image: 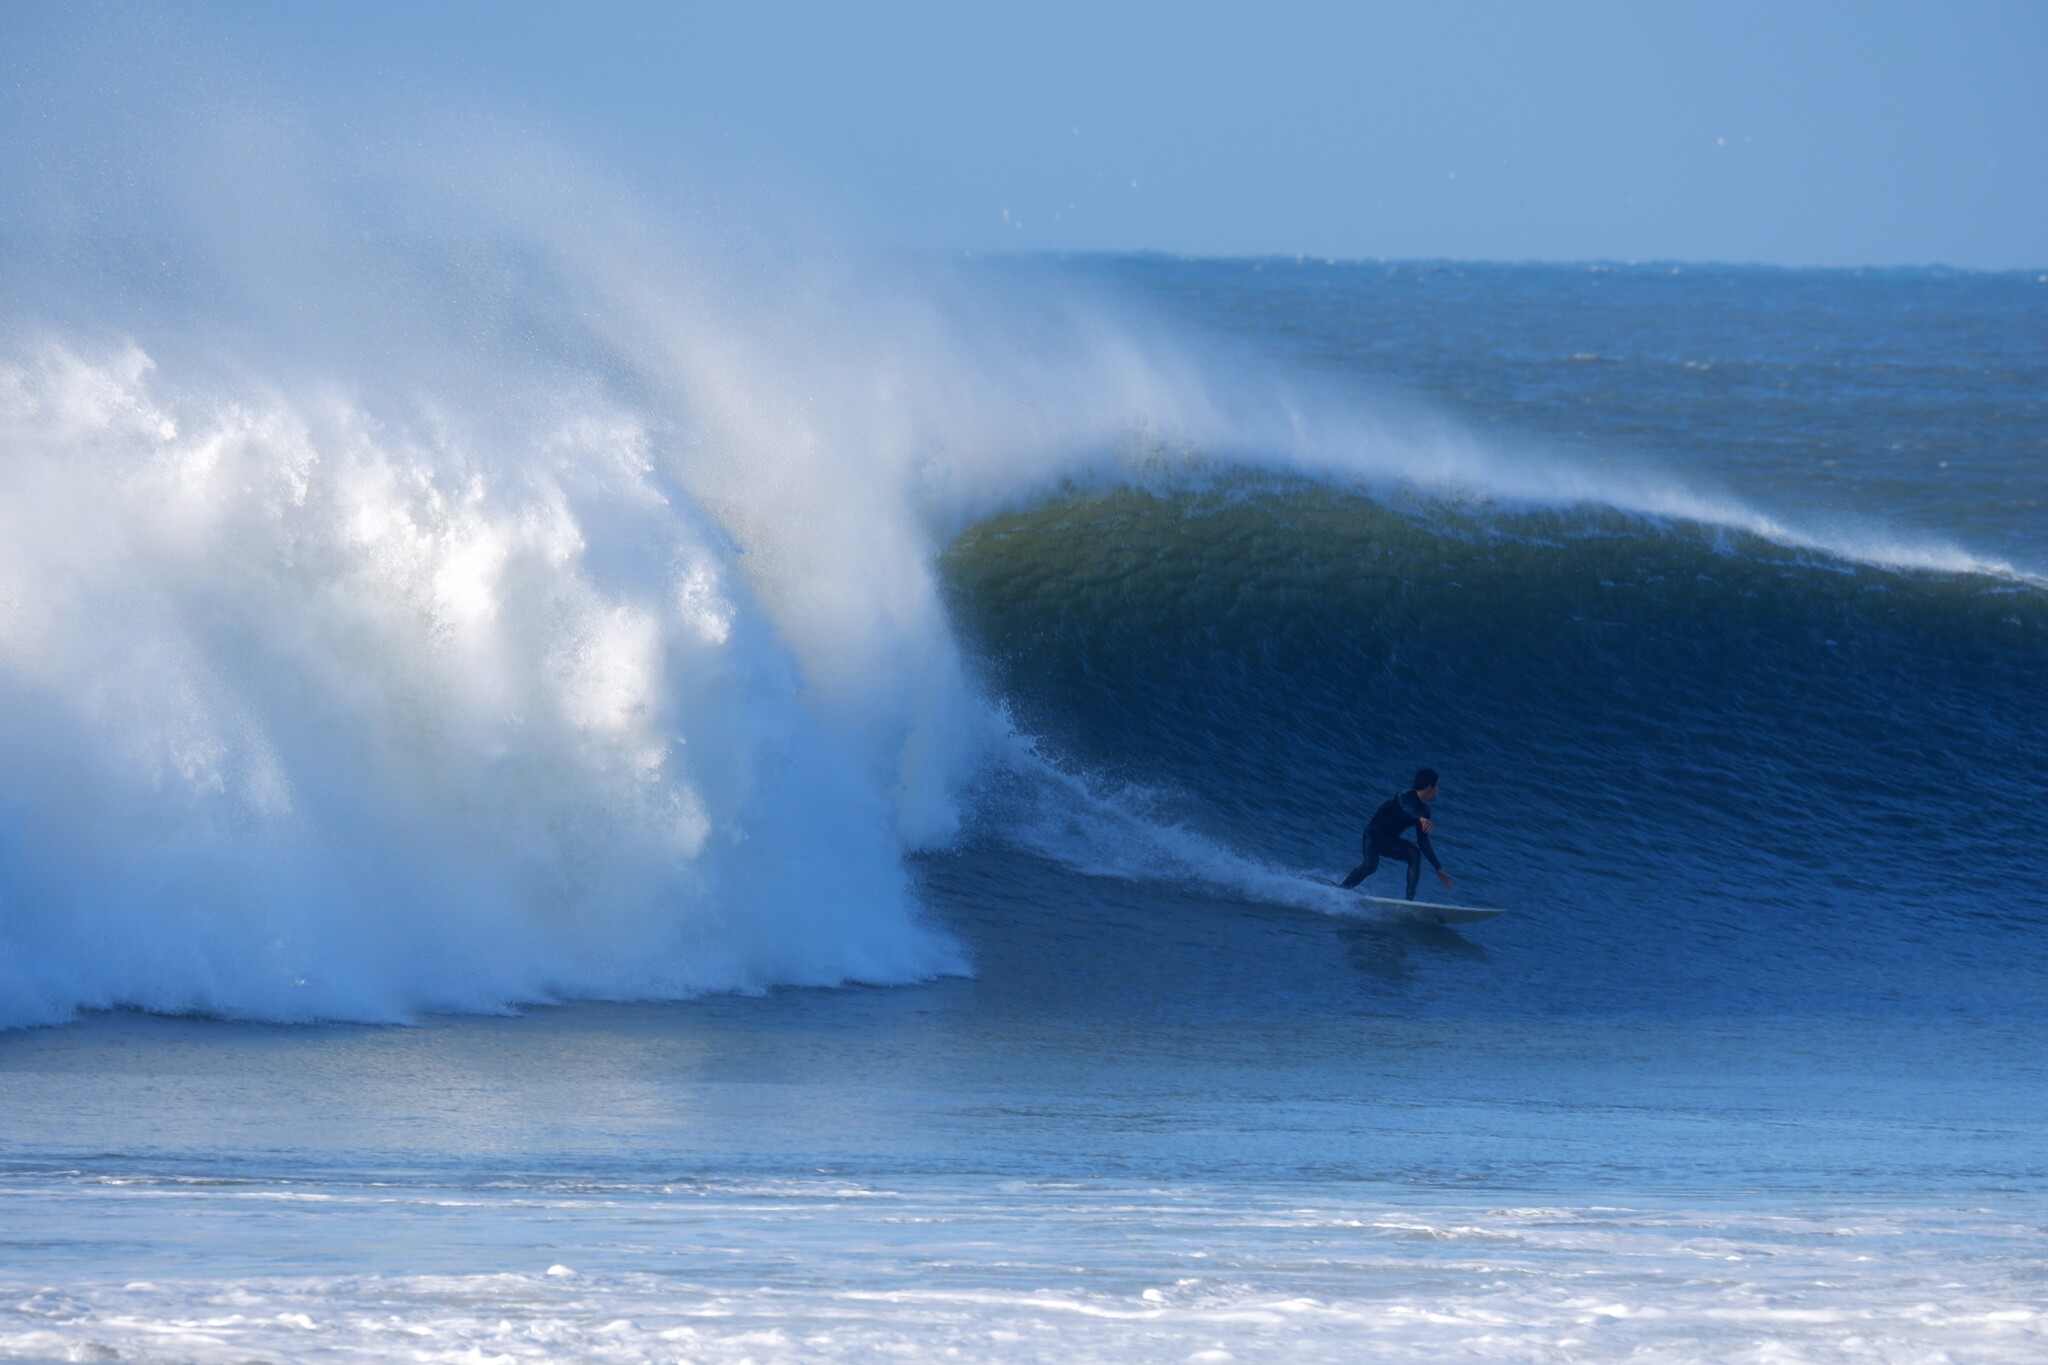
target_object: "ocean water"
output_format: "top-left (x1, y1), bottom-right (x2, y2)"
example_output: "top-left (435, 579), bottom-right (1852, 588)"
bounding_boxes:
top-left (3, 234), bottom-right (2046, 1362)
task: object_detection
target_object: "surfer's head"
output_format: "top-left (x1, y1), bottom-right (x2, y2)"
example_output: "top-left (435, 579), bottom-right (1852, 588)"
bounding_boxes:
top-left (1412, 767), bottom-right (1440, 800)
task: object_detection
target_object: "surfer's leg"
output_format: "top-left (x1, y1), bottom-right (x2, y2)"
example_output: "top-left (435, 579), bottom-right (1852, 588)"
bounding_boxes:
top-left (1392, 840), bottom-right (1422, 899)
top-left (1340, 833), bottom-right (1381, 889)
top-left (1340, 851), bottom-right (1380, 888)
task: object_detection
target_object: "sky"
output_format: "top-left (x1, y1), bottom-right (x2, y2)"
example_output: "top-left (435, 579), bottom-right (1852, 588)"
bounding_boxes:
top-left (5, 0), bottom-right (2046, 269)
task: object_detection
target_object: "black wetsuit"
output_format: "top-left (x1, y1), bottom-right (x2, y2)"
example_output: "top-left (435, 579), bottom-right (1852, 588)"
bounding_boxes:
top-left (1340, 790), bottom-right (1442, 899)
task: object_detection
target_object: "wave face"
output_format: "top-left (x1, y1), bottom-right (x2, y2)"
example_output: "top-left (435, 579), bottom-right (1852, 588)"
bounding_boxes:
top-left (2, 105), bottom-right (2044, 1026)
top-left (942, 488), bottom-right (2048, 1016)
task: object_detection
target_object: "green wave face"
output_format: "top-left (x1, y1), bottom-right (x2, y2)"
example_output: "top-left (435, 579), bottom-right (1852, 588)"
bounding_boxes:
top-left (941, 483), bottom-right (2048, 1011)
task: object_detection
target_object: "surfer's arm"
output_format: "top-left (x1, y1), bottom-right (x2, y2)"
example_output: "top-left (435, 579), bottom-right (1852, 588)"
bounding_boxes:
top-left (1414, 824), bottom-right (1442, 871)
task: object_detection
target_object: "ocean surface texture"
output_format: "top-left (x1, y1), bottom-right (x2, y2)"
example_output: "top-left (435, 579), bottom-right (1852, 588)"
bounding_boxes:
top-left (2, 250), bottom-right (2045, 1363)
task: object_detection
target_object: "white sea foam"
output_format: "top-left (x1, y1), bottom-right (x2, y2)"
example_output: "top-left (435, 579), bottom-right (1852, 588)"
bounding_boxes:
top-left (989, 743), bottom-right (1369, 918)
top-left (1, 117), bottom-right (2036, 1027)
top-left (0, 338), bottom-right (972, 1027)
top-left (3, 1180), bottom-right (2041, 1364)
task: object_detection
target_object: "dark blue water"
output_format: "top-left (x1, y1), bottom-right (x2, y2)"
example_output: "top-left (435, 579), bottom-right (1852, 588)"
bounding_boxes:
top-left (932, 260), bottom-right (2048, 1025)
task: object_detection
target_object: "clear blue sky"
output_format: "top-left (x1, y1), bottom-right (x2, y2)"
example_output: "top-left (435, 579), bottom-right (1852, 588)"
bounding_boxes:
top-left (8, 0), bottom-right (2046, 268)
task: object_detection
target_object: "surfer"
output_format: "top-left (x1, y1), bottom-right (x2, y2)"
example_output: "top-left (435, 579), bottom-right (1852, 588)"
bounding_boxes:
top-left (1340, 768), bottom-right (1453, 900)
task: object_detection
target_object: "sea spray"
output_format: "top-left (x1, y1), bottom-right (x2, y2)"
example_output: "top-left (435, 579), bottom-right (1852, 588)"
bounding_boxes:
top-left (0, 338), bottom-right (962, 1026)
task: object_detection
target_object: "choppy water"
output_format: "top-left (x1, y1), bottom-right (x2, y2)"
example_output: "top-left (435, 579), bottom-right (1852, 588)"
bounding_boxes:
top-left (3, 232), bottom-right (2046, 1360)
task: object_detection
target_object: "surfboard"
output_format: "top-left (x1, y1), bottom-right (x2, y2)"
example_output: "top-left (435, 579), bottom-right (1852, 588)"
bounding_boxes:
top-left (1353, 895), bottom-right (1506, 926)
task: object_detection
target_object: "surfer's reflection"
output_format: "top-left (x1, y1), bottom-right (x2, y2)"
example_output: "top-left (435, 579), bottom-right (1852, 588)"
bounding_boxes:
top-left (1338, 918), bottom-right (1489, 990)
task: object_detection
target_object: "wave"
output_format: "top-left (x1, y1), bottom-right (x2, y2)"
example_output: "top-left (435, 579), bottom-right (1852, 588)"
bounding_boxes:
top-left (947, 488), bottom-right (2047, 885)
top-left (2, 116), bottom-right (2041, 1028)
top-left (939, 488), bottom-right (2048, 1016)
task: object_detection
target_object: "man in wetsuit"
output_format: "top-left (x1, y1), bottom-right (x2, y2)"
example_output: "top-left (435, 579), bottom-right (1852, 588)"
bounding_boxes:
top-left (1340, 767), bottom-right (1454, 900)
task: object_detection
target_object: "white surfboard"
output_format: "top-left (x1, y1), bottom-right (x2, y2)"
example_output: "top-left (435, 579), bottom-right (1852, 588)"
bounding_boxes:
top-left (1353, 895), bottom-right (1506, 926)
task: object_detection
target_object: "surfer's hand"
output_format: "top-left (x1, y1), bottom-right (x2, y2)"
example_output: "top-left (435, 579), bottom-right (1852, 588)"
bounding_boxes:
top-left (1438, 869), bottom-right (1454, 888)
top-left (1418, 817), bottom-right (1433, 833)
